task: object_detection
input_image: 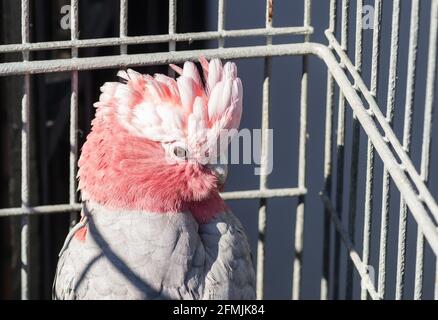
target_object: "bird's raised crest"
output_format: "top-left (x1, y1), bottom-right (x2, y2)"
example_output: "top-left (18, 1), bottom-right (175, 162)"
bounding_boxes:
top-left (94, 57), bottom-right (243, 164)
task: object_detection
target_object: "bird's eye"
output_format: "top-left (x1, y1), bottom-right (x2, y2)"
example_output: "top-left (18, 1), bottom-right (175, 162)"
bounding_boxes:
top-left (173, 146), bottom-right (188, 160)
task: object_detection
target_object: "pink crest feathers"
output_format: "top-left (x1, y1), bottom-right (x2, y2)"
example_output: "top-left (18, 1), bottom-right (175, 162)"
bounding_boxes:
top-left (94, 57), bottom-right (243, 163)
top-left (77, 58), bottom-right (243, 222)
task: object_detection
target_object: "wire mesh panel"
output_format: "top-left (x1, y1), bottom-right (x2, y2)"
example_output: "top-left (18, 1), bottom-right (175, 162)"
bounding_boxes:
top-left (0, 0), bottom-right (437, 300)
top-left (321, 0), bottom-right (438, 300)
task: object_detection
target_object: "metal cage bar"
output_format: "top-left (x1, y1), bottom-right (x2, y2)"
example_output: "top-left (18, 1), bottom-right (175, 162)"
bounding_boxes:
top-left (0, 188), bottom-right (306, 217)
top-left (20, 0), bottom-right (31, 301)
top-left (120, 0), bottom-right (128, 55)
top-left (256, 0), bottom-right (273, 301)
top-left (333, 0), bottom-right (350, 300)
top-left (322, 2), bottom-right (438, 300)
top-left (292, 0), bottom-right (311, 301)
top-left (421, 0), bottom-right (438, 300)
top-left (378, 0), bottom-right (401, 300)
top-left (168, 0), bottom-right (176, 78)
top-left (361, 0), bottom-right (382, 301)
top-left (217, 0), bottom-right (226, 48)
top-left (397, 0), bottom-right (420, 300)
top-left (324, 34), bottom-right (438, 244)
top-left (69, 0), bottom-right (79, 228)
top-left (345, 0), bottom-right (363, 300)
top-left (321, 0), bottom-right (337, 300)
top-left (321, 194), bottom-right (380, 300)
top-left (372, 0), bottom-right (401, 300)
top-left (326, 1), bottom-right (438, 216)
top-left (0, 27), bottom-right (312, 54)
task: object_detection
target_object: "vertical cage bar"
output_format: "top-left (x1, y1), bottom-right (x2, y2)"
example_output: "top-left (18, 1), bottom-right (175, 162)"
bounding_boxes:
top-left (69, 0), bottom-right (79, 228)
top-left (218, 0), bottom-right (226, 48)
top-left (20, 0), bottom-right (30, 301)
top-left (120, 0), bottom-right (128, 55)
top-left (361, 139), bottom-right (374, 300)
top-left (378, 0), bottom-right (400, 300)
top-left (345, 0), bottom-right (363, 300)
top-left (420, 0), bottom-right (438, 301)
top-left (168, 0), bottom-right (177, 77)
top-left (292, 0), bottom-right (311, 300)
top-left (385, 0), bottom-right (403, 300)
top-left (321, 0), bottom-right (337, 300)
top-left (168, 0), bottom-right (176, 52)
top-left (414, 228), bottom-right (425, 299)
top-left (361, 0), bottom-right (382, 301)
top-left (397, 0), bottom-right (420, 300)
top-left (321, 70), bottom-right (335, 301)
top-left (333, 0), bottom-right (349, 300)
top-left (328, 0), bottom-right (337, 32)
top-left (256, 0), bottom-right (273, 300)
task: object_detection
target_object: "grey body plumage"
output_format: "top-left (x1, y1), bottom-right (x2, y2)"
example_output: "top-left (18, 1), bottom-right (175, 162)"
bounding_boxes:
top-left (53, 201), bottom-right (256, 300)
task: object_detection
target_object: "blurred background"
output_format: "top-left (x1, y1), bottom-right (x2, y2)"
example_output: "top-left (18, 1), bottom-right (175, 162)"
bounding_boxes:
top-left (1, 0), bottom-right (437, 299)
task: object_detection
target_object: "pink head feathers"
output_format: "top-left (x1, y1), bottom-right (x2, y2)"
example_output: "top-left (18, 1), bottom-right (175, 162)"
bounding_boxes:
top-left (77, 58), bottom-right (243, 223)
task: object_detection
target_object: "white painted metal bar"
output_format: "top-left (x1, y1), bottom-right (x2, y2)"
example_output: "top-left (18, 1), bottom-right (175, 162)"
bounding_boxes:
top-left (222, 188), bottom-right (306, 200)
top-left (321, 0), bottom-right (337, 301)
top-left (20, 0), bottom-right (30, 301)
top-left (319, 30), bottom-right (438, 294)
top-left (421, 0), bottom-right (438, 195)
top-left (326, 1), bottom-right (434, 300)
top-left (397, 0), bottom-right (419, 300)
top-left (321, 194), bottom-right (380, 300)
top-left (256, 0), bottom-right (273, 301)
top-left (120, 0), bottom-right (128, 55)
top-left (361, 0), bottom-right (382, 301)
top-left (420, 0), bottom-right (438, 301)
top-left (326, 34), bottom-right (436, 247)
top-left (0, 187), bottom-right (307, 217)
top-left (326, 31), bottom-right (438, 224)
top-left (168, 0), bottom-right (177, 51)
top-left (0, 188), bottom-right (307, 217)
top-left (345, 0), bottom-right (363, 300)
top-left (69, 0), bottom-right (79, 228)
top-left (326, 33), bottom-right (438, 229)
top-left (218, 0), bottom-right (226, 48)
top-left (293, 0), bottom-right (311, 301)
top-left (168, 0), bottom-right (177, 76)
top-left (0, 44), bottom-right (312, 76)
top-left (0, 26), bottom-right (313, 54)
top-left (333, 0), bottom-right (350, 300)
top-left (322, 71), bottom-right (335, 301)
top-left (353, 0), bottom-right (363, 75)
top-left (312, 42), bottom-right (438, 258)
top-left (0, 204), bottom-right (83, 217)
top-left (382, 0), bottom-right (401, 300)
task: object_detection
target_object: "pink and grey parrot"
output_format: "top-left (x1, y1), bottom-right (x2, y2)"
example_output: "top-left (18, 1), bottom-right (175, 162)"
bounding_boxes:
top-left (53, 57), bottom-right (256, 300)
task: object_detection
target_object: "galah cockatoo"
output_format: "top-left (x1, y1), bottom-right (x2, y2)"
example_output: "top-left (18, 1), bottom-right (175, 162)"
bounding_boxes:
top-left (53, 57), bottom-right (256, 300)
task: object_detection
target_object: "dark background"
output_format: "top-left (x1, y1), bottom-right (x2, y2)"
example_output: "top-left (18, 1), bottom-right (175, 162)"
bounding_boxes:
top-left (1, 0), bottom-right (437, 299)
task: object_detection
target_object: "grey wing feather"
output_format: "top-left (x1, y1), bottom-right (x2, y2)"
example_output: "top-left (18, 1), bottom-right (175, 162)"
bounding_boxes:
top-left (200, 212), bottom-right (256, 299)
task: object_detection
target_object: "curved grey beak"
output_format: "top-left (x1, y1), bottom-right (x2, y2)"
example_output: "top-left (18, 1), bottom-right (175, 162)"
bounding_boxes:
top-left (207, 163), bottom-right (228, 187)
